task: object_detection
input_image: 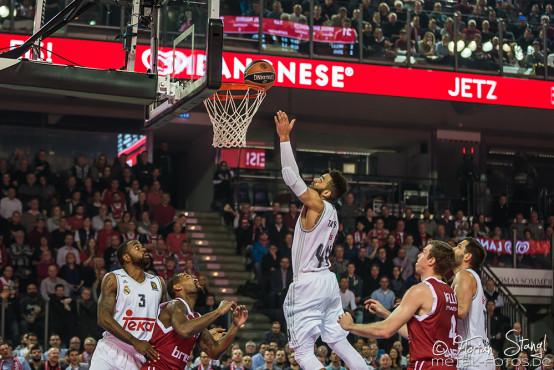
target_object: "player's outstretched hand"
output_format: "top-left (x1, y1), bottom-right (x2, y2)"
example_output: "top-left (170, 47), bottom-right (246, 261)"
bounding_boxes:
top-left (337, 312), bottom-right (354, 331)
top-left (274, 111), bottom-right (296, 140)
top-left (364, 299), bottom-right (388, 319)
top-left (217, 300), bottom-right (237, 315)
top-left (233, 305), bottom-right (249, 326)
top-left (133, 339), bottom-right (159, 362)
top-left (209, 328), bottom-right (226, 341)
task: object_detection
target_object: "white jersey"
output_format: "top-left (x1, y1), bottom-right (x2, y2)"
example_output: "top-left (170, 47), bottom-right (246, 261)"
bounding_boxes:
top-left (456, 269), bottom-right (495, 369)
top-left (103, 269), bottom-right (163, 353)
top-left (292, 200), bottom-right (338, 276)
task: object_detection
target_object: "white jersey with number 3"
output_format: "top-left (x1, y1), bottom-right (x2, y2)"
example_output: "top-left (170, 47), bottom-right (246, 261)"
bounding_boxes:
top-left (292, 200), bottom-right (338, 276)
top-left (456, 268), bottom-right (495, 369)
top-left (103, 269), bottom-right (163, 353)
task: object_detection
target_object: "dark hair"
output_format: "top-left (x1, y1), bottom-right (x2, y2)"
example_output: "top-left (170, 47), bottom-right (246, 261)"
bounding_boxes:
top-left (265, 348), bottom-right (276, 356)
top-left (463, 237), bottom-right (487, 269)
top-left (427, 240), bottom-right (455, 276)
top-left (67, 348), bottom-right (79, 356)
top-left (327, 170), bottom-right (348, 202)
top-left (54, 284), bottom-right (65, 291)
top-left (116, 240), bottom-right (135, 266)
top-left (30, 345), bottom-right (41, 353)
top-left (486, 299), bottom-right (495, 306)
top-left (167, 274), bottom-right (185, 299)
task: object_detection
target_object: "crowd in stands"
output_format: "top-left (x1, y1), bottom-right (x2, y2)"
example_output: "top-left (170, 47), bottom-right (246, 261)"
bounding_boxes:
top-left (222, 0), bottom-right (554, 67)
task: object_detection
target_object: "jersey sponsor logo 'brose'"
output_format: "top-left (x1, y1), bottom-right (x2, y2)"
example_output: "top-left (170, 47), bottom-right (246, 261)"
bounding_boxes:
top-left (122, 309), bottom-right (156, 332)
top-left (171, 345), bottom-right (190, 363)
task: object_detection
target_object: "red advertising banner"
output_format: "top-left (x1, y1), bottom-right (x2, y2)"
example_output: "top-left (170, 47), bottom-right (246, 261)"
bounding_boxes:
top-left (220, 148), bottom-right (266, 169)
top-left (2, 33), bottom-right (554, 109)
top-left (221, 16), bottom-right (357, 44)
top-left (476, 237), bottom-right (550, 255)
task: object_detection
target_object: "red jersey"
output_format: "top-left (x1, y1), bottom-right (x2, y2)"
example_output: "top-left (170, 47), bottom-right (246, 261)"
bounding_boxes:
top-left (407, 277), bottom-right (458, 370)
top-left (150, 250), bottom-right (171, 272)
top-left (141, 298), bottom-right (201, 370)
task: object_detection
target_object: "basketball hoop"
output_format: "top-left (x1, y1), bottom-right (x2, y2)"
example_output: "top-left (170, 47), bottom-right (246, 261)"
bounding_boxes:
top-left (204, 83), bottom-right (267, 148)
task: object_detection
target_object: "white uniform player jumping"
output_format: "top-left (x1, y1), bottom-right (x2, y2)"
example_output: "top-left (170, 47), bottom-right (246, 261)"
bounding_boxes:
top-left (452, 237), bottom-right (495, 370)
top-left (274, 111), bottom-right (367, 370)
top-left (91, 239), bottom-right (167, 370)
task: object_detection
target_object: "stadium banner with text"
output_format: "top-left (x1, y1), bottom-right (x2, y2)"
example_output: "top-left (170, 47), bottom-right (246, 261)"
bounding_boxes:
top-left (221, 16), bottom-right (357, 44)
top-left (475, 237), bottom-right (550, 255)
top-left (2, 33), bottom-right (554, 109)
top-left (489, 267), bottom-right (553, 296)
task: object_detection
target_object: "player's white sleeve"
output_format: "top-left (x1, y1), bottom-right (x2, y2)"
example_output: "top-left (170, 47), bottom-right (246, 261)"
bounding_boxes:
top-left (280, 141), bottom-right (307, 197)
top-left (280, 141), bottom-right (300, 175)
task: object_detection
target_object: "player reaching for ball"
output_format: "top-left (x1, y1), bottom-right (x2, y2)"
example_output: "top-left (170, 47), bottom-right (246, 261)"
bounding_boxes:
top-left (141, 273), bottom-right (248, 370)
top-left (91, 240), bottom-right (167, 370)
top-left (452, 237), bottom-right (495, 370)
top-left (275, 111), bottom-right (367, 370)
top-left (338, 241), bottom-right (458, 369)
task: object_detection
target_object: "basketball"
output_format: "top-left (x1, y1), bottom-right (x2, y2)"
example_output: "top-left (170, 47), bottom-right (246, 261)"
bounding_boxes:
top-left (244, 60), bottom-right (276, 90)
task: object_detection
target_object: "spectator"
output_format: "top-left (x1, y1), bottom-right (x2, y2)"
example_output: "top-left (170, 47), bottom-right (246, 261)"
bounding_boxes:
top-left (343, 262), bottom-right (363, 305)
top-left (261, 322), bottom-right (287, 349)
top-left (267, 1), bottom-right (284, 20)
top-left (331, 7), bottom-right (348, 27)
top-left (109, 192), bottom-right (126, 223)
top-left (59, 252), bottom-right (84, 297)
top-left (390, 219), bottom-right (406, 246)
top-left (166, 222), bottom-right (189, 254)
top-left (0, 343), bottom-right (31, 370)
top-left (283, 202), bottom-right (300, 232)
top-left (144, 222), bottom-right (162, 250)
top-left (18, 173), bottom-right (41, 204)
top-left (374, 247), bottom-right (393, 278)
top-left (321, 0), bottom-right (337, 22)
top-left (268, 213), bottom-right (287, 247)
top-left (384, 234), bottom-right (401, 259)
top-left (65, 348), bottom-right (88, 370)
top-left (1, 283), bottom-right (20, 343)
top-left (268, 257), bottom-right (292, 312)
top-left (339, 193), bottom-right (359, 233)
top-left (133, 151), bottom-right (154, 187)
top-left (363, 264), bottom-right (381, 298)
top-left (77, 288), bottom-right (100, 339)
top-left (361, 344), bottom-right (377, 368)
top-left (19, 283), bottom-right (45, 335)
top-left (353, 221), bottom-right (367, 248)
top-left (392, 247), bottom-right (413, 281)
top-left (146, 180), bottom-right (163, 209)
top-left (175, 239), bottom-right (199, 271)
top-left (526, 41), bottom-right (545, 66)
top-left (10, 230), bottom-right (33, 283)
top-left (418, 209), bottom-right (437, 237)
top-left (357, 208), bottom-right (374, 232)
top-left (57, 234), bottom-right (80, 267)
top-left (484, 278), bottom-right (504, 309)
top-left (325, 351), bottom-right (345, 370)
top-left (351, 247), bottom-right (371, 283)
top-left (49, 284), bottom-right (77, 343)
top-left (389, 347), bottom-right (401, 369)
top-left (252, 231), bottom-right (271, 283)
top-left (74, 216), bottom-right (94, 253)
top-left (486, 299), bottom-right (509, 353)
top-left (81, 337), bottom-right (96, 364)
top-left (149, 237), bottom-right (170, 273)
top-left (389, 265), bottom-right (405, 298)
top-left (182, 259), bottom-right (199, 279)
top-left (343, 234), bottom-right (358, 261)
top-left (0, 187), bottom-right (22, 220)
top-left (510, 213), bottom-right (527, 239)
top-left (28, 345), bottom-right (45, 369)
top-left (527, 210), bottom-right (545, 240)
top-left (152, 193), bottom-right (176, 231)
top-left (367, 218), bottom-right (389, 247)
top-left (35, 250), bottom-right (57, 284)
top-left (434, 224), bottom-right (449, 242)
top-left (96, 219), bottom-right (119, 255)
top-left (503, 322), bottom-right (523, 357)
top-left (261, 244), bottom-right (281, 277)
top-left (50, 217), bottom-right (70, 250)
top-left (414, 222), bottom-right (431, 249)
top-left (27, 218), bottom-right (51, 249)
top-left (454, 210), bottom-right (469, 239)
top-left (103, 235), bottom-right (122, 270)
top-left (212, 161), bottom-right (234, 209)
top-left (331, 245), bottom-right (348, 276)
top-left (290, 4), bottom-right (307, 23)
top-left (379, 205), bottom-right (397, 233)
top-left (64, 190), bottom-right (82, 218)
top-left (38, 347), bottom-right (63, 370)
top-left (370, 276), bottom-right (396, 311)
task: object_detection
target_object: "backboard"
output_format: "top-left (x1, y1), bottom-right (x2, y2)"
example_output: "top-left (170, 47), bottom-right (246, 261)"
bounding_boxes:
top-left (144, 0), bottom-right (223, 129)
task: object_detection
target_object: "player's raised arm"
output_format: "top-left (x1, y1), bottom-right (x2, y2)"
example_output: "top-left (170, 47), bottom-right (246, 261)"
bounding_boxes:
top-left (365, 299), bottom-right (409, 339)
top-left (275, 110), bottom-right (324, 212)
top-left (97, 272), bottom-right (159, 361)
top-left (338, 284), bottom-right (429, 339)
top-left (168, 299), bottom-right (236, 338)
top-left (198, 305), bottom-right (249, 359)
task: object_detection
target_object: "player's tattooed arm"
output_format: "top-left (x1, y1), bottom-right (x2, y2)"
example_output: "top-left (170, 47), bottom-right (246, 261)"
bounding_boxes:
top-left (198, 305), bottom-right (248, 359)
top-left (97, 272), bottom-right (159, 361)
top-left (170, 300), bottom-right (236, 339)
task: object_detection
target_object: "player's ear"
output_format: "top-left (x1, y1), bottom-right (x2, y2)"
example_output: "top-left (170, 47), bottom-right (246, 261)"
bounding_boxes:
top-left (321, 189), bottom-right (331, 200)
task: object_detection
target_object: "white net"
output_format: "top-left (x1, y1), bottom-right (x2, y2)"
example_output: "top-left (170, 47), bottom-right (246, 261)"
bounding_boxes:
top-left (204, 85), bottom-right (266, 148)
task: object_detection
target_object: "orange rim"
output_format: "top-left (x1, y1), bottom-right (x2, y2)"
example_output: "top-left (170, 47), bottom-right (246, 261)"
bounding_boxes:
top-left (207, 83), bottom-right (266, 101)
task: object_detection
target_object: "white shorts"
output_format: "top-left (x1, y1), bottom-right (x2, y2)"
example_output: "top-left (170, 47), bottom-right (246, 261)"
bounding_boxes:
top-left (283, 271), bottom-right (348, 349)
top-left (457, 350), bottom-right (496, 370)
top-left (90, 337), bottom-right (145, 370)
